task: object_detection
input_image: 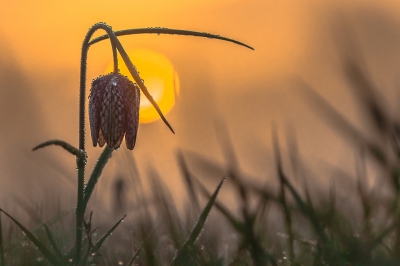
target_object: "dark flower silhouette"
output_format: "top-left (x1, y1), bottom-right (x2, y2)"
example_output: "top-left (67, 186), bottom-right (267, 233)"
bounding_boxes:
top-left (89, 73), bottom-right (140, 150)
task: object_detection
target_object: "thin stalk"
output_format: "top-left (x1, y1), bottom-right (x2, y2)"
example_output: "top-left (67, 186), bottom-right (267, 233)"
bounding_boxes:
top-left (76, 22), bottom-right (118, 265)
top-left (112, 41), bottom-right (118, 74)
top-left (75, 157), bottom-right (86, 265)
top-left (0, 211), bottom-right (4, 266)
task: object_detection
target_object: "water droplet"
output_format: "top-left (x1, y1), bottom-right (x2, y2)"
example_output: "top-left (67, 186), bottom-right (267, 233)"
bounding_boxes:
top-left (37, 257), bottom-right (43, 262)
top-left (69, 258), bottom-right (73, 262)
top-left (118, 261), bottom-right (123, 265)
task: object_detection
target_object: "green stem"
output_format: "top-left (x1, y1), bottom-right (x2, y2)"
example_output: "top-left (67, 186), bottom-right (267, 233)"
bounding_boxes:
top-left (75, 157), bottom-right (85, 265)
top-left (111, 38), bottom-right (118, 74)
top-left (76, 22), bottom-right (118, 265)
top-left (0, 211), bottom-right (4, 266)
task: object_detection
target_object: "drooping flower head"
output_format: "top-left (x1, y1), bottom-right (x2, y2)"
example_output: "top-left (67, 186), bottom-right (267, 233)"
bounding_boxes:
top-left (89, 73), bottom-right (140, 150)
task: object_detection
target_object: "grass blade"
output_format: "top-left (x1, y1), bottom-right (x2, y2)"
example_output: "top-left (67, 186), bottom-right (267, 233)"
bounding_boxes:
top-left (271, 126), bottom-right (329, 247)
top-left (0, 211), bottom-right (4, 266)
top-left (176, 150), bottom-right (200, 212)
top-left (88, 27), bottom-right (254, 50)
top-left (127, 245), bottom-right (142, 266)
top-left (32, 139), bottom-right (85, 159)
top-left (214, 120), bottom-right (251, 219)
top-left (345, 58), bottom-right (389, 133)
top-left (172, 177), bottom-right (226, 266)
top-left (91, 215), bottom-right (126, 252)
top-left (367, 222), bottom-right (397, 252)
top-left (44, 224), bottom-right (63, 259)
top-left (296, 80), bottom-right (387, 166)
top-left (186, 176), bottom-right (225, 246)
top-left (14, 197), bottom-right (44, 225)
top-left (195, 177), bottom-right (245, 233)
top-left (272, 124), bottom-right (300, 216)
top-left (150, 168), bottom-right (184, 248)
top-left (83, 146), bottom-right (113, 211)
top-left (0, 209), bottom-right (60, 265)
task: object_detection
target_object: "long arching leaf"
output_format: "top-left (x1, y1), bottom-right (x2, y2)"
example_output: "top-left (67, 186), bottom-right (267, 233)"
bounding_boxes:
top-left (172, 177), bottom-right (225, 266)
top-left (83, 146), bottom-right (113, 211)
top-left (91, 215), bottom-right (126, 252)
top-left (91, 27), bottom-right (253, 133)
top-left (0, 209), bottom-right (61, 265)
top-left (88, 27), bottom-right (254, 50)
top-left (33, 140), bottom-right (85, 159)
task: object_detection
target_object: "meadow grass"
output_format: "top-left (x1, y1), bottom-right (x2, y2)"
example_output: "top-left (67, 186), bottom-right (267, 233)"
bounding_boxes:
top-left (2, 112), bottom-right (400, 266)
top-left (1, 23), bottom-right (400, 266)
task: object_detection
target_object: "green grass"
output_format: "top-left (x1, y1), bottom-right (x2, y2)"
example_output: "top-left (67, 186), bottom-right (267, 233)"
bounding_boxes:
top-left (3, 109), bottom-right (400, 266)
top-left (1, 23), bottom-right (400, 266)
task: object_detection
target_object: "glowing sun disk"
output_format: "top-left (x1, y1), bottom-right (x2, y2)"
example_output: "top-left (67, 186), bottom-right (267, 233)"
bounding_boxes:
top-left (105, 48), bottom-right (179, 124)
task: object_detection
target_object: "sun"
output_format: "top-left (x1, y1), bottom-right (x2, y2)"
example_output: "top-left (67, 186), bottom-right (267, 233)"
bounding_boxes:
top-left (105, 48), bottom-right (180, 124)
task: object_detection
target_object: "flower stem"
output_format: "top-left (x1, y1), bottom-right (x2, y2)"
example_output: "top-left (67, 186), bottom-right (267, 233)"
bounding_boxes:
top-left (76, 22), bottom-right (118, 265)
top-left (112, 41), bottom-right (118, 74)
top-left (0, 211), bottom-right (4, 265)
top-left (75, 156), bottom-right (86, 265)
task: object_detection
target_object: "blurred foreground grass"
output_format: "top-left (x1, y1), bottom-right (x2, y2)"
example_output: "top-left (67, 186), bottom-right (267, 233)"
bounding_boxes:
top-left (2, 57), bottom-right (400, 266)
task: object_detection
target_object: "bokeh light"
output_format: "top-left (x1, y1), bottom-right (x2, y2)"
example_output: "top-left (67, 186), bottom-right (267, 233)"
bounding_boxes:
top-left (105, 48), bottom-right (180, 124)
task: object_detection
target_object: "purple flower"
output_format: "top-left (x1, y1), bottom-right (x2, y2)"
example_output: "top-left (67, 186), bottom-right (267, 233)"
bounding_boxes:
top-left (89, 73), bottom-right (140, 150)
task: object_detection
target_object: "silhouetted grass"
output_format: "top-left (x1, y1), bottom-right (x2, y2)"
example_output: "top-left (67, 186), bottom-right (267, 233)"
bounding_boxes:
top-left (2, 23), bottom-right (400, 266)
top-left (2, 108), bottom-right (400, 266)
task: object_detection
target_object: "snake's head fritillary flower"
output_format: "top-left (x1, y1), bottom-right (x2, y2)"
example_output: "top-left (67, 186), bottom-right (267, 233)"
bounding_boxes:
top-left (89, 73), bottom-right (140, 150)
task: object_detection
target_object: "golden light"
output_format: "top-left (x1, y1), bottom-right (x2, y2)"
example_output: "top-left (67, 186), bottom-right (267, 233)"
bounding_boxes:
top-left (105, 48), bottom-right (180, 124)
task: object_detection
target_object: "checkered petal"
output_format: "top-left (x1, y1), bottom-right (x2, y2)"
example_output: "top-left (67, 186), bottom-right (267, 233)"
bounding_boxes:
top-left (89, 73), bottom-right (140, 150)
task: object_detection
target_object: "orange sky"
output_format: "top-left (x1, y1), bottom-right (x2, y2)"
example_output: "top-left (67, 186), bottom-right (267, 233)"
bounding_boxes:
top-left (0, 0), bottom-right (317, 73)
top-left (1, 0), bottom-right (400, 211)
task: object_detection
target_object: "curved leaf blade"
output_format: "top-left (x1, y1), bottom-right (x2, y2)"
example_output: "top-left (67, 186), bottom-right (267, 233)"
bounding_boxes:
top-left (108, 34), bottom-right (175, 134)
top-left (32, 140), bottom-right (85, 159)
top-left (92, 215), bottom-right (126, 252)
top-left (89, 27), bottom-right (254, 50)
top-left (83, 146), bottom-right (113, 211)
top-left (172, 177), bottom-right (225, 266)
top-left (127, 245), bottom-right (142, 266)
top-left (0, 209), bottom-right (61, 265)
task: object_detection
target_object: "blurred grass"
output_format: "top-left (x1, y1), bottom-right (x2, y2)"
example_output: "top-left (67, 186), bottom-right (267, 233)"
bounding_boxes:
top-left (2, 53), bottom-right (400, 266)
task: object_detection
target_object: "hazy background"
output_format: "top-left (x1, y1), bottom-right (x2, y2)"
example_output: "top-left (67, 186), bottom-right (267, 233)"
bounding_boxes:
top-left (1, 0), bottom-right (400, 219)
